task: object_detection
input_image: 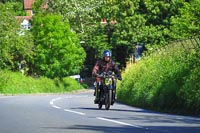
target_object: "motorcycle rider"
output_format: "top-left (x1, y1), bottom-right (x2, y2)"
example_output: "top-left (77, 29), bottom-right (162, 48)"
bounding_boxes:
top-left (92, 50), bottom-right (122, 103)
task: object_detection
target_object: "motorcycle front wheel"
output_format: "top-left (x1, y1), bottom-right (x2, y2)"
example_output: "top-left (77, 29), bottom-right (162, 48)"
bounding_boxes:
top-left (105, 90), bottom-right (112, 110)
top-left (98, 103), bottom-right (102, 109)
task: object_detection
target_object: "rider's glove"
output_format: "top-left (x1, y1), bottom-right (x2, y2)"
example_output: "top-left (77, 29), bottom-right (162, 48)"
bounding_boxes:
top-left (93, 72), bottom-right (103, 78)
top-left (92, 72), bottom-right (97, 77)
top-left (117, 75), bottom-right (122, 81)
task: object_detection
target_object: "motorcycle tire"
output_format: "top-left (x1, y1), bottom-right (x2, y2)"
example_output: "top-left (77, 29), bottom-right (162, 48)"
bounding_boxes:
top-left (105, 90), bottom-right (112, 110)
top-left (98, 103), bottom-right (102, 109)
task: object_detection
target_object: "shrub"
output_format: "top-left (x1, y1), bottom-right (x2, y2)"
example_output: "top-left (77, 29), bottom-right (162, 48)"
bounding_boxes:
top-left (0, 70), bottom-right (83, 95)
top-left (117, 40), bottom-right (200, 115)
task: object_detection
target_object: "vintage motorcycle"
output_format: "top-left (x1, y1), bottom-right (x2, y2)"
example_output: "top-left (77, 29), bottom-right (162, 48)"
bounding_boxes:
top-left (94, 71), bottom-right (117, 110)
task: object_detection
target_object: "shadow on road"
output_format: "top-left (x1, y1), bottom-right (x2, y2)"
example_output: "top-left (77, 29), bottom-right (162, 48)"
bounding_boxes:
top-left (71, 106), bottom-right (154, 113)
top-left (41, 125), bottom-right (200, 133)
top-left (42, 125), bottom-right (145, 133)
top-left (70, 107), bottom-right (200, 126)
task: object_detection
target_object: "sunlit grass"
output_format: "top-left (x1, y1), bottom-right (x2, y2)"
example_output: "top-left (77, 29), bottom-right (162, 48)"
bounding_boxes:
top-left (0, 70), bottom-right (83, 95)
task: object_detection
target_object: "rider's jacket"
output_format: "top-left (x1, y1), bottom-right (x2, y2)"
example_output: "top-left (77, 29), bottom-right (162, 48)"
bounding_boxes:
top-left (92, 59), bottom-right (121, 80)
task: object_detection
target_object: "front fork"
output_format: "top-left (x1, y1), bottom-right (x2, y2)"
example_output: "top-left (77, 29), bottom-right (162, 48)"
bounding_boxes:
top-left (111, 82), bottom-right (116, 101)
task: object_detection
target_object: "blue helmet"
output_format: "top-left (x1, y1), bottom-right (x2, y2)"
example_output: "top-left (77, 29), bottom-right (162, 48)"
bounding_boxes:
top-left (103, 50), bottom-right (112, 57)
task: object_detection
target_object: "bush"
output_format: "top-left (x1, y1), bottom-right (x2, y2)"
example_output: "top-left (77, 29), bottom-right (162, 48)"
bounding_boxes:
top-left (117, 41), bottom-right (200, 116)
top-left (0, 70), bottom-right (83, 95)
top-left (178, 50), bottom-right (200, 115)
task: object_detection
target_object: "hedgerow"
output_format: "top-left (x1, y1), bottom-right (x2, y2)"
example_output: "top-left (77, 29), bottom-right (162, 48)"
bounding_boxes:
top-left (117, 40), bottom-right (200, 116)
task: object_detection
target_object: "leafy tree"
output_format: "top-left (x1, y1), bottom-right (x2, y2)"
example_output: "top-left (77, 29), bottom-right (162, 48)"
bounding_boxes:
top-left (32, 0), bottom-right (200, 76)
top-left (105, 0), bottom-right (180, 45)
top-left (46, 0), bottom-right (112, 76)
top-left (32, 0), bottom-right (45, 15)
top-left (46, 0), bottom-right (107, 50)
top-left (0, 1), bottom-right (25, 16)
top-left (0, 0), bottom-right (23, 3)
top-left (32, 13), bottom-right (86, 78)
top-left (6, 1), bottom-right (26, 16)
top-left (170, 0), bottom-right (200, 39)
top-left (0, 3), bottom-right (34, 71)
top-left (47, 0), bottom-right (103, 32)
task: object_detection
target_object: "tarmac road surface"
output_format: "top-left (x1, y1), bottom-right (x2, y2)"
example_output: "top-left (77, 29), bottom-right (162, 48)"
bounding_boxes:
top-left (0, 89), bottom-right (200, 133)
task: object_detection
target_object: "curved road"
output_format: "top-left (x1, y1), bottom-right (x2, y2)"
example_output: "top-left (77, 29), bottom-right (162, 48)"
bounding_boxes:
top-left (0, 89), bottom-right (200, 133)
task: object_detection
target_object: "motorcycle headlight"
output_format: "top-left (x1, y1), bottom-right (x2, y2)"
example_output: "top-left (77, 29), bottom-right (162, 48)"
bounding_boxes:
top-left (105, 78), bottom-right (112, 85)
top-left (105, 78), bottom-right (109, 85)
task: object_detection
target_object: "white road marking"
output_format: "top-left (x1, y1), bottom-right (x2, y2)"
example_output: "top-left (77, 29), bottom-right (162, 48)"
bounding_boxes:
top-left (52, 105), bottom-right (61, 109)
top-left (50, 97), bottom-right (61, 105)
top-left (50, 101), bottom-right (53, 105)
top-left (50, 96), bottom-right (86, 116)
top-left (96, 117), bottom-right (147, 129)
top-left (49, 95), bottom-right (147, 129)
top-left (50, 97), bottom-right (62, 109)
top-left (64, 109), bottom-right (85, 115)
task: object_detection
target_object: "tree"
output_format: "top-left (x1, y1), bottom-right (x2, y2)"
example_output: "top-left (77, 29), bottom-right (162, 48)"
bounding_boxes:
top-left (47, 0), bottom-right (103, 32)
top-left (32, 0), bottom-right (200, 77)
top-left (46, 0), bottom-right (107, 50)
top-left (170, 0), bottom-right (200, 39)
top-left (0, 3), bottom-right (34, 71)
top-left (46, 0), bottom-right (112, 76)
top-left (32, 13), bottom-right (86, 78)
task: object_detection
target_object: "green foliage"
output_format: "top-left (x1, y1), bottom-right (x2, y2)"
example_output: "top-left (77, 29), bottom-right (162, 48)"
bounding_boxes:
top-left (0, 70), bottom-right (82, 95)
top-left (117, 39), bottom-right (200, 115)
top-left (47, 0), bottom-right (109, 58)
top-left (1, 0), bottom-right (200, 77)
top-left (5, 1), bottom-right (26, 16)
top-left (32, 13), bottom-right (86, 78)
top-left (170, 0), bottom-right (200, 39)
top-left (1, 0), bottom-right (200, 102)
top-left (0, 0), bottom-right (23, 3)
top-left (44, 0), bottom-right (200, 76)
top-left (110, 0), bottom-right (187, 46)
top-left (178, 49), bottom-right (200, 115)
top-left (0, 3), bottom-right (34, 71)
top-left (32, 0), bottom-right (44, 14)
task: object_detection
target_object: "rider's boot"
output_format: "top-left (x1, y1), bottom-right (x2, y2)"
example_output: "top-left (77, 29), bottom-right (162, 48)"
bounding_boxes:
top-left (93, 82), bottom-right (96, 96)
top-left (94, 98), bottom-right (99, 104)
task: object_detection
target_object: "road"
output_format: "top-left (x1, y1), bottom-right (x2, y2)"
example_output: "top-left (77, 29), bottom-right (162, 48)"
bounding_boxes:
top-left (0, 89), bottom-right (200, 133)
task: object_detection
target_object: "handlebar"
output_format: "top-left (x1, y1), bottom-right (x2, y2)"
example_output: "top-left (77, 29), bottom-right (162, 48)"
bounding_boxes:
top-left (96, 71), bottom-right (117, 79)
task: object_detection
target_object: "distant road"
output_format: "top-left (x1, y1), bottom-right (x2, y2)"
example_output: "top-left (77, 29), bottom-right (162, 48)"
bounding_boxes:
top-left (0, 89), bottom-right (200, 133)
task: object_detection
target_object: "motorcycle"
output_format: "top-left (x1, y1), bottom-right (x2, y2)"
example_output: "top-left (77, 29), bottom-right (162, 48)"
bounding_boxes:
top-left (94, 71), bottom-right (117, 110)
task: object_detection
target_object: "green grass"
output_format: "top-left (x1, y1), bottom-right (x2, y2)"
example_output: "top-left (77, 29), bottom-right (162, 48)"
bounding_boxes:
top-left (0, 70), bottom-right (84, 95)
top-left (117, 40), bottom-right (200, 116)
